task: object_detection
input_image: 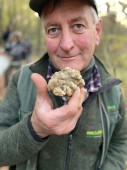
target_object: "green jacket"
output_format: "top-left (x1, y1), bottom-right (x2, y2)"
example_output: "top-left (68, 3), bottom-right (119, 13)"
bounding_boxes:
top-left (0, 54), bottom-right (127, 170)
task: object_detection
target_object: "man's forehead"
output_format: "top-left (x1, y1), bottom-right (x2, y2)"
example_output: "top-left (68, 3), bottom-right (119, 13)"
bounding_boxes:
top-left (42, 2), bottom-right (94, 27)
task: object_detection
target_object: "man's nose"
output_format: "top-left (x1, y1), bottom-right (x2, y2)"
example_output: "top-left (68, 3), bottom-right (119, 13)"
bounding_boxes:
top-left (60, 31), bottom-right (74, 51)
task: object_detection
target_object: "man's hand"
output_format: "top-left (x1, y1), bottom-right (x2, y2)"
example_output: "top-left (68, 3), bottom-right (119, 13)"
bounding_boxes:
top-left (31, 73), bottom-right (87, 137)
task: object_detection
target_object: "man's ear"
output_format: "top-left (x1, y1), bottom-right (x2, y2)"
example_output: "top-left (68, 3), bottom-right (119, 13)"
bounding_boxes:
top-left (95, 19), bottom-right (103, 47)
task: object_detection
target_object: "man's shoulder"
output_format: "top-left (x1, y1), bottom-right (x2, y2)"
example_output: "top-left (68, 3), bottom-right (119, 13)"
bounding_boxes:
top-left (30, 53), bottom-right (49, 73)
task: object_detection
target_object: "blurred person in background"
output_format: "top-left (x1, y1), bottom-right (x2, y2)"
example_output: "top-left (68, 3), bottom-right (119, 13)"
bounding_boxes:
top-left (5, 31), bottom-right (32, 63)
top-left (4, 31), bottom-right (24, 62)
top-left (4, 31), bottom-right (32, 85)
top-left (2, 25), bottom-right (13, 43)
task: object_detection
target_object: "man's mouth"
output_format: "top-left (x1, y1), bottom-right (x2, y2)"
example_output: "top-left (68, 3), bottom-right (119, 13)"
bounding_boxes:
top-left (58, 54), bottom-right (78, 58)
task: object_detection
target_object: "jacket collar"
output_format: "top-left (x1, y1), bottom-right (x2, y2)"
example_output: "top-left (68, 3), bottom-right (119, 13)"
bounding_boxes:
top-left (30, 53), bottom-right (49, 81)
top-left (94, 56), bottom-right (121, 92)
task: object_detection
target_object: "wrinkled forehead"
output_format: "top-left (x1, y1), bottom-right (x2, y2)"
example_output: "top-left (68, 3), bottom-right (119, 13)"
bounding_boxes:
top-left (41, 0), bottom-right (94, 17)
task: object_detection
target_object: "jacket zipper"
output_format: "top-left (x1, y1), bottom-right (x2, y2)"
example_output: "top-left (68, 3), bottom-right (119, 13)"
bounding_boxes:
top-left (64, 133), bottom-right (73, 170)
top-left (64, 118), bottom-right (81, 170)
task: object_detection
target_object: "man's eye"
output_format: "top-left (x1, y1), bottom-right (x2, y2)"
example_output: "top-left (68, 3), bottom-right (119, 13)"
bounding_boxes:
top-left (48, 28), bottom-right (60, 37)
top-left (73, 24), bottom-right (85, 33)
top-left (75, 24), bottom-right (83, 28)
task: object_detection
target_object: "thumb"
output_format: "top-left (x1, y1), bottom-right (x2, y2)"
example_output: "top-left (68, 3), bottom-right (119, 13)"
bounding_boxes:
top-left (31, 73), bottom-right (47, 97)
top-left (31, 73), bottom-right (53, 111)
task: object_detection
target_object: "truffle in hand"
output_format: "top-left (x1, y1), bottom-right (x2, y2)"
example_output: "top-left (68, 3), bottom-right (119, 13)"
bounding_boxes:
top-left (47, 67), bottom-right (85, 100)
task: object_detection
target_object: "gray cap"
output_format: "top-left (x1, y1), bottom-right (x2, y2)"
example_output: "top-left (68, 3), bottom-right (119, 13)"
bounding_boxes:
top-left (29, 0), bottom-right (98, 16)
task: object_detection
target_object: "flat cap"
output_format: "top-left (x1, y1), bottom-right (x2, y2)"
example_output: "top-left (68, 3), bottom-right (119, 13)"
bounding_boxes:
top-left (29, 0), bottom-right (98, 16)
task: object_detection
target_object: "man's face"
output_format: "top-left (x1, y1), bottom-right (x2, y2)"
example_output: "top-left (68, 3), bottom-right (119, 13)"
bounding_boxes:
top-left (42, 0), bottom-right (102, 71)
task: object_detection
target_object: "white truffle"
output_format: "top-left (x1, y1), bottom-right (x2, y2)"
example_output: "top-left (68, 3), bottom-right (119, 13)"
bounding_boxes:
top-left (47, 67), bottom-right (85, 99)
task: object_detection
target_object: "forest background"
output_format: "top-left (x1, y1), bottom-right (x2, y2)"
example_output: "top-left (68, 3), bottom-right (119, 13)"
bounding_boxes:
top-left (0, 0), bottom-right (127, 106)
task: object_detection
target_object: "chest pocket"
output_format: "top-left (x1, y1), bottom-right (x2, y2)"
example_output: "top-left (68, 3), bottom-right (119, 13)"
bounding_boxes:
top-left (100, 86), bottom-right (122, 124)
top-left (81, 110), bottom-right (102, 153)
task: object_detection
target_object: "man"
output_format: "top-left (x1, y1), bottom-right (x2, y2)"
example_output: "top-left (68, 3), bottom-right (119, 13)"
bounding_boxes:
top-left (0, 0), bottom-right (127, 170)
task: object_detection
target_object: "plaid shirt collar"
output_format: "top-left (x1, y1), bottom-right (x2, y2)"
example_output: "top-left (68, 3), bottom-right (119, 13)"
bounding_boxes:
top-left (86, 64), bottom-right (102, 93)
top-left (47, 60), bottom-right (102, 102)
